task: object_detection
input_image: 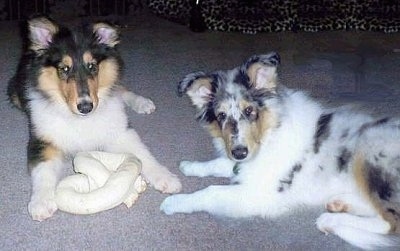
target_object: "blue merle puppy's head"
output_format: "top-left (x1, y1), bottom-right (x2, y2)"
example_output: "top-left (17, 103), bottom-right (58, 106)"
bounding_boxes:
top-left (178, 52), bottom-right (281, 161)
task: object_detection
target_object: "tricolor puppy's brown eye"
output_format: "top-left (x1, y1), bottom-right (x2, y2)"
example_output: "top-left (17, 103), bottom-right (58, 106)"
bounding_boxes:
top-left (58, 65), bottom-right (70, 75)
top-left (87, 62), bottom-right (97, 73)
top-left (62, 66), bottom-right (70, 73)
top-left (217, 112), bottom-right (227, 123)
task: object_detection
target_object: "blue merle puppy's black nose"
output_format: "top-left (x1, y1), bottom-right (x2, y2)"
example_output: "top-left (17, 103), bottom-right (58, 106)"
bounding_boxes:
top-left (77, 101), bottom-right (93, 114)
top-left (231, 146), bottom-right (248, 160)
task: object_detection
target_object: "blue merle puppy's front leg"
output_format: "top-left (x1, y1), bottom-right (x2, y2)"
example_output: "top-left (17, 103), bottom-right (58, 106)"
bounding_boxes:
top-left (160, 185), bottom-right (256, 217)
top-left (27, 138), bottom-right (64, 221)
top-left (179, 157), bottom-right (236, 178)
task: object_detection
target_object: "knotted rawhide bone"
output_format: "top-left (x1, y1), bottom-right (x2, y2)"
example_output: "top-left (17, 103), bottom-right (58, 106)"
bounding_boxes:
top-left (55, 151), bottom-right (147, 215)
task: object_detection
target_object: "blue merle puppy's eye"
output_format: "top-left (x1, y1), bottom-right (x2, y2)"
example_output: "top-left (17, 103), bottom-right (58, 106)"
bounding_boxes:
top-left (217, 112), bottom-right (227, 123)
top-left (245, 106), bottom-right (253, 117)
top-left (244, 106), bottom-right (258, 121)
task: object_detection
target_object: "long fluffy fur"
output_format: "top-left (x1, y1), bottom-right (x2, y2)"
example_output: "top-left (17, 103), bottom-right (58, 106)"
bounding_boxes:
top-left (8, 16), bottom-right (181, 221)
top-left (161, 52), bottom-right (400, 249)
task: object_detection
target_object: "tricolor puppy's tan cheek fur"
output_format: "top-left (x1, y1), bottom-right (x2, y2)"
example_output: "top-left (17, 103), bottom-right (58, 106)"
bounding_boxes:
top-left (60, 79), bottom-right (79, 113)
top-left (37, 67), bottom-right (63, 102)
top-left (87, 78), bottom-right (99, 109)
top-left (98, 58), bottom-right (119, 96)
top-left (37, 55), bottom-right (80, 113)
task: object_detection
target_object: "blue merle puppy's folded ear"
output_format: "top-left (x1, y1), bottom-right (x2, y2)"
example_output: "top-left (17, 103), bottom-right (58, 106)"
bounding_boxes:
top-left (178, 71), bottom-right (213, 109)
top-left (93, 22), bottom-right (120, 47)
top-left (241, 52), bottom-right (280, 92)
top-left (28, 16), bottom-right (59, 52)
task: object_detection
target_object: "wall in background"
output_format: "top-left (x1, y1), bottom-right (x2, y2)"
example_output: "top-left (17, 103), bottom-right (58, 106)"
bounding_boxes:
top-left (0, 0), bottom-right (144, 20)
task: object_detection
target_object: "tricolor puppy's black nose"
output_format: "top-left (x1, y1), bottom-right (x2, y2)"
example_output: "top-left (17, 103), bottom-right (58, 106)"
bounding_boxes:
top-left (77, 101), bottom-right (93, 114)
top-left (231, 146), bottom-right (248, 160)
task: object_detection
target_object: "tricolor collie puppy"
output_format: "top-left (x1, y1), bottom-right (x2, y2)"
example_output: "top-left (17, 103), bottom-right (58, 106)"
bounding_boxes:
top-left (8, 17), bottom-right (181, 221)
top-left (161, 52), bottom-right (400, 249)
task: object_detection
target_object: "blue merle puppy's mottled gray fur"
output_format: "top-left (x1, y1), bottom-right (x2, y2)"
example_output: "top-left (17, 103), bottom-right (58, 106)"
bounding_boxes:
top-left (161, 52), bottom-right (400, 250)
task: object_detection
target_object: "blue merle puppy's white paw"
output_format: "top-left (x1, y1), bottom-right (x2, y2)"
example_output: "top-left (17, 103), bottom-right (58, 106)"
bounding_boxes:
top-left (160, 194), bottom-right (192, 215)
top-left (179, 161), bottom-right (196, 176)
top-left (316, 212), bottom-right (339, 235)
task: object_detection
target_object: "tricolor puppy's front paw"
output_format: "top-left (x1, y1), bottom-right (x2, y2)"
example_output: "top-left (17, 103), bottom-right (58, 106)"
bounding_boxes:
top-left (28, 196), bottom-right (58, 221)
top-left (129, 96), bottom-right (156, 114)
top-left (151, 172), bottom-right (182, 194)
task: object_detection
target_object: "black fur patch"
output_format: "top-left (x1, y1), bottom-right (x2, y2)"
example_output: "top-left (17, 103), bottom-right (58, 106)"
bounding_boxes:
top-left (234, 70), bottom-right (251, 89)
top-left (374, 151), bottom-right (388, 163)
top-left (278, 163), bottom-right (302, 192)
top-left (196, 75), bottom-right (221, 123)
top-left (366, 162), bottom-right (393, 201)
top-left (27, 138), bottom-right (50, 171)
top-left (247, 88), bottom-right (276, 107)
top-left (359, 117), bottom-right (390, 135)
top-left (199, 103), bottom-right (217, 123)
top-left (314, 113), bottom-right (333, 154)
top-left (228, 118), bottom-right (239, 135)
top-left (244, 53), bottom-right (280, 69)
top-left (337, 148), bottom-right (352, 172)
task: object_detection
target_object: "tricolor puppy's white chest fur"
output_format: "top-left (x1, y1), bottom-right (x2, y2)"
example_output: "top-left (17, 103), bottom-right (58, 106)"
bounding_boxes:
top-left (30, 93), bottom-right (127, 153)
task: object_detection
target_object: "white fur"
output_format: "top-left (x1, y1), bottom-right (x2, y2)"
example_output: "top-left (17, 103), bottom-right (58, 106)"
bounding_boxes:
top-left (28, 89), bottom-right (181, 221)
top-left (161, 88), bottom-right (400, 249)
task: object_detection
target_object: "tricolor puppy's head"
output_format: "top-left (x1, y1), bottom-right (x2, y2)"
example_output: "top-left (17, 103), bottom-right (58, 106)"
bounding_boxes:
top-left (28, 17), bottom-right (121, 115)
top-left (178, 52), bottom-right (281, 162)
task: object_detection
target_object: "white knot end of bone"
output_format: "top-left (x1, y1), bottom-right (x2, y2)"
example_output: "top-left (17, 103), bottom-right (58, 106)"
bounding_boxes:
top-left (55, 151), bottom-right (147, 215)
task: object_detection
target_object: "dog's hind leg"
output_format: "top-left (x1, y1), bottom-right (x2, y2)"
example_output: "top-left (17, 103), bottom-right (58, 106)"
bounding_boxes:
top-left (27, 139), bottom-right (63, 221)
top-left (179, 157), bottom-right (235, 178)
top-left (108, 129), bottom-right (182, 194)
top-left (315, 212), bottom-right (399, 249)
top-left (316, 154), bottom-right (400, 249)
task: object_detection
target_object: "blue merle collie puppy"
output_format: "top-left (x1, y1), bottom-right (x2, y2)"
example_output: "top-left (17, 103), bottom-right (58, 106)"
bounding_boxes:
top-left (161, 52), bottom-right (400, 249)
top-left (8, 17), bottom-right (182, 221)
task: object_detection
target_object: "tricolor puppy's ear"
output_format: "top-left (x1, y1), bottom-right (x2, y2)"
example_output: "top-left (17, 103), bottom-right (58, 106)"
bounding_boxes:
top-left (28, 17), bottom-right (59, 52)
top-left (93, 22), bottom-right (120, 47)
top-left (242, 52), bottom-right (280, 92)
top-left (178, 71), bottom-right (213, 109)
